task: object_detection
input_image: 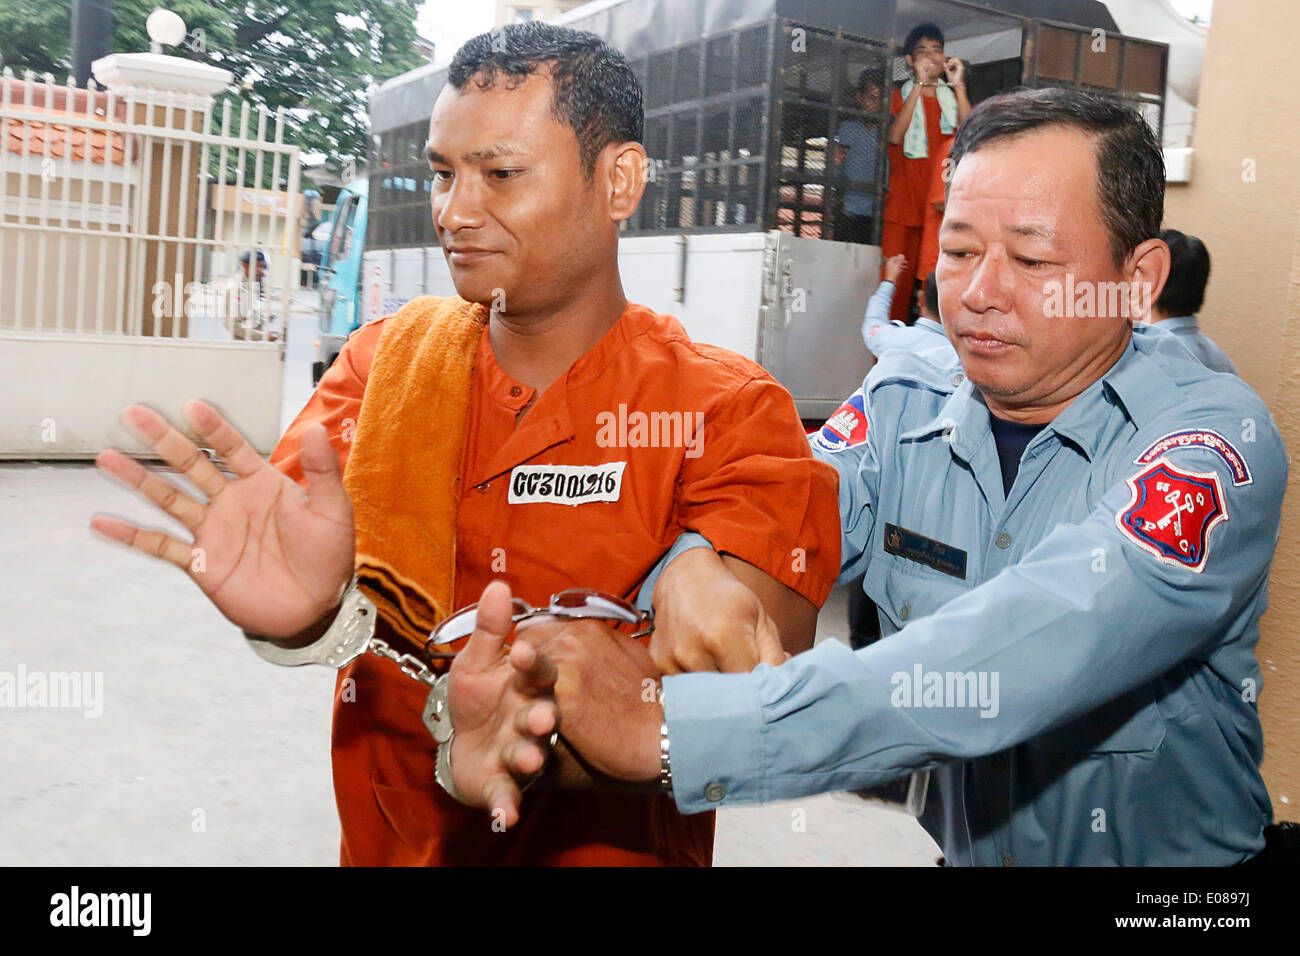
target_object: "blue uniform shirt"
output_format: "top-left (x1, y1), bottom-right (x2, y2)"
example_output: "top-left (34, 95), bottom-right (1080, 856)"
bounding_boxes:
top-left (663, 324), bottom-right (1285, 865)
top-left (862, 280), bottom-right (952, 358)
top-left (834, 119), bottom-right (881, 216)
top-left (1153, 315), bottom-right (1237, 375)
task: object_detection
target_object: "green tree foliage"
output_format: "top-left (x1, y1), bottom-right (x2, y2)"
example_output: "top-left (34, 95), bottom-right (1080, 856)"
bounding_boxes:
top-left (0, 0), bottom-right (424, 178)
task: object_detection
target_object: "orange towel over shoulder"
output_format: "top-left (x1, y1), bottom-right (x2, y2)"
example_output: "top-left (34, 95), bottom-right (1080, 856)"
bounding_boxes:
top-left (341, 295), bottom-right (487, 646)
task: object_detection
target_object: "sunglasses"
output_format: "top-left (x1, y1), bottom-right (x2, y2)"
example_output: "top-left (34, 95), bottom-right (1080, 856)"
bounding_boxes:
top-left (424, 588), bottom-right (654, 657)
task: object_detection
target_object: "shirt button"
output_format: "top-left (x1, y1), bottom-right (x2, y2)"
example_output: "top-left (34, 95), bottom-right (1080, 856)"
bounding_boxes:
top-left (1001, 854), bottom-right (1014, 867)
top-left (951, 373), bottom-right (964, 386)
top-left (476, 483), bottom-right (490, 493)
top-left (899, 604), bottom-right (911, 621)
top-left (995, 531), bottom-right (1013, 550)
top-left (704, 782), bottom-right (727, 803)
top-left (509, 385), bottom-right (522, 397)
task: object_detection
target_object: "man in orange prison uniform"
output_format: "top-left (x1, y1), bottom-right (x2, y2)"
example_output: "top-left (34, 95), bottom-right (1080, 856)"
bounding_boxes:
top-left (882, 22), bottom-right (969, 322)
top-left (269, 291), bottom-right (838, 864)
top-left (273, 24), bottom-right (842, 866)
top-left (91, 20), bottom-right (838, 868)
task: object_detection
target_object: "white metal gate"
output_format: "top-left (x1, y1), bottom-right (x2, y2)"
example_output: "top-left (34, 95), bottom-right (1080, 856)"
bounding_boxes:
top-left (1, 64), bottom-right (301, 457)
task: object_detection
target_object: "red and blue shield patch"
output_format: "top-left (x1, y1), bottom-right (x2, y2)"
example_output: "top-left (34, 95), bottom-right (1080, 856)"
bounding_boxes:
top-left (812, 389), bottom-right (869, 453)
top-left (1115, 457), bottom-right (1228, 572)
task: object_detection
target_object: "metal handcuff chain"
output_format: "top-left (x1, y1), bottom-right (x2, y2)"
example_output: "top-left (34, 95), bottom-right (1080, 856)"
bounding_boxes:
top-left (370, 633), bottom-right (443, 688)
top-left (244, 577), bottom-right (558, 800)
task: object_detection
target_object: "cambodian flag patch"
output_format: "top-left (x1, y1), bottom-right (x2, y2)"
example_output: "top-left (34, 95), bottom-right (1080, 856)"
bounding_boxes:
top-left (812, 389), bottom-right (868, 453)
top-left (1115, 457), bottom-right (1228, 572)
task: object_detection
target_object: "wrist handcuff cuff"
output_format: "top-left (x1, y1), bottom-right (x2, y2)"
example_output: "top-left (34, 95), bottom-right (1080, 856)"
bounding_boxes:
top-left (243, 574), bottom-right (559, 801)
top-left (657, 684), bottom-right (673, 795)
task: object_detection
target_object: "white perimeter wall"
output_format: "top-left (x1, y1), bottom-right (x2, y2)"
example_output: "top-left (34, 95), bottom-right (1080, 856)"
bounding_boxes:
top-left (2, 332), bottom-right (285, 458)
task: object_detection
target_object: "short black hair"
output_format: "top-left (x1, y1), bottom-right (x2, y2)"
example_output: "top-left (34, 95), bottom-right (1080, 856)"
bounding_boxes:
top-left (1156, 229), bottom-right (1210, 316)
top-left (448, 21), bottom-right (643, 179)
top-left (903, 22), bottom-right (945, 57)
top-left (948, 88), bottom-right (1165, 270)
top-left (923, 272), bottom-right (939, 318)
top-left (854, 68), bottom-right (881, 95)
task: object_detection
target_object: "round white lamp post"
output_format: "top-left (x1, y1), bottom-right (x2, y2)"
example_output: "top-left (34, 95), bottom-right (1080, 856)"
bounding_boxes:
top-left (146, 9), bottom-right (187, 55)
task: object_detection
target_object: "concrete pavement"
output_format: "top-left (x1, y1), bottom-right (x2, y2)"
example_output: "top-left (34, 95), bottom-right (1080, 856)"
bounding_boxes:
top-left (0, 289), bottom-right (940, 866)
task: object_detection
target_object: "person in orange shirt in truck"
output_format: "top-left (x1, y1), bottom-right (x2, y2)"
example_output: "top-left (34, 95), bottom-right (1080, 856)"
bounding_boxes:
top-left (881, 22), bottom-right (970, 322)
top-left (90, 21), bottom-right (839, 866)
top-left (915, 136), bottom-right (952, 295)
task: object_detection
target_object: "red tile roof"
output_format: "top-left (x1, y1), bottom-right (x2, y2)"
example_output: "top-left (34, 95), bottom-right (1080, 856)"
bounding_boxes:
top-left (2, 80), bottom-right (131, 166)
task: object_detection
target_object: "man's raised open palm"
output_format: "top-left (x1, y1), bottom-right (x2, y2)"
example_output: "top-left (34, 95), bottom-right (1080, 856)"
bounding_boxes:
top-left (90, 400), bottom-right (355, 640)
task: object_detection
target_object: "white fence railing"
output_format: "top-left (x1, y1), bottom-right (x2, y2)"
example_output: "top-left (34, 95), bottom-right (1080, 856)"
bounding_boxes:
top-left (0, 68), bottom-right (300, 343)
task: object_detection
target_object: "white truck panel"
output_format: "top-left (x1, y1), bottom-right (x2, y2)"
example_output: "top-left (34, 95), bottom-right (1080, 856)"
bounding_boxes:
top-left (362, 230), bottom-right (883, 418)
top-left (617, 233), bottom-right (767, 361)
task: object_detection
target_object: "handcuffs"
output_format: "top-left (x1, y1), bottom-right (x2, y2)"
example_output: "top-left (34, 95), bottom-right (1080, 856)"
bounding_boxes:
top-left (242, 575), bottom-right (557, 802)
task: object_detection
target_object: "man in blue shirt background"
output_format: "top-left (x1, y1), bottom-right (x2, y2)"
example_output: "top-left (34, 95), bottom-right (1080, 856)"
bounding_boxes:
top-left (1145, 228), bottom-right (1236, 374)
top-left (833, 70), bottom-right (885, 245)
top-left (446, 89), bottom-right (1288, 867)
top-left (861, 267), bottom-right (952, 360)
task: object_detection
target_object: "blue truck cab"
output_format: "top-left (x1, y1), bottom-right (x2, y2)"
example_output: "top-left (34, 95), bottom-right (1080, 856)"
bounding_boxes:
top-left (313, 178), bottom-right (368, 385)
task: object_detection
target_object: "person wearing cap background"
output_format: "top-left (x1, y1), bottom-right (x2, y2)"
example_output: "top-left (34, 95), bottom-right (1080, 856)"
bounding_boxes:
top-left (238, 248), bottom-right (268, 283)
top-left (232, 249), bottom-right (273, 340)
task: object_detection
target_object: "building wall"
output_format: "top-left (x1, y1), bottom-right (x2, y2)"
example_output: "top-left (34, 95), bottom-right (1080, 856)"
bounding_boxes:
top-left (1160, 0), bottom-right (1300, 820)
top-left (494, 0), bottom-right (588, 27)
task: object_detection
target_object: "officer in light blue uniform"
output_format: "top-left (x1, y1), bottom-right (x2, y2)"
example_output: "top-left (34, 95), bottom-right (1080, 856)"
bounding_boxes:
top-left (664, 325), bottom-right (1283, 865)
top-left (651, 92), bottom-right (1288, 866)
top-left (1144, 229), bottom-right (1236, 375)
top-left (862, 271), bottom-right (952, 358)
top-left (1154, 314), bottom-right (1236, 374)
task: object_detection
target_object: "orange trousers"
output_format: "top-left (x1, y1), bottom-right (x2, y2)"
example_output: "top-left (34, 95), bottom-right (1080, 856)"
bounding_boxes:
top-left (881, 221), bottom-right (923, 323)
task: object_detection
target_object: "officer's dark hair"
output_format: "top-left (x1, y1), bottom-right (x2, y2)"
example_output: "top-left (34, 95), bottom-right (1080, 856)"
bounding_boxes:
top-left (448, 21), bottom-right (643, 180)
top-left (903, 22), bottom-right (945, 56)
top-left (948, 88), bottom-right (1165, 270)
top-left (1155, 229), bottom-right (1211, 316)
top-left (923, 272), bottom-right (939, 318)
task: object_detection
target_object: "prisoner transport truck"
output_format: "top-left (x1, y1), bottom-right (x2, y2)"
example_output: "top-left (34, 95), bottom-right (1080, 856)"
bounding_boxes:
top-left (332, 0), bottom-right (1170, 419)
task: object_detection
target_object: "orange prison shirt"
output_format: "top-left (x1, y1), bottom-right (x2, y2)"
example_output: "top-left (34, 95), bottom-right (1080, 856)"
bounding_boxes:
top-left (882, 89), bottom-right (953, 322)
top-left (269, 300), bottom-right (841, 866)
top-left (882, 88), bottom-right (952, 228)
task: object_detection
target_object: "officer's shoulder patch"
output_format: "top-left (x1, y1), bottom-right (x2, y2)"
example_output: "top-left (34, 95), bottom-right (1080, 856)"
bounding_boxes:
top-left (1115, 457), bottom-right (1228, 573)
top-left (1135, 428), bottom-right (1252, 487)
top-left (811, 388), bottom-right (868, 453)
